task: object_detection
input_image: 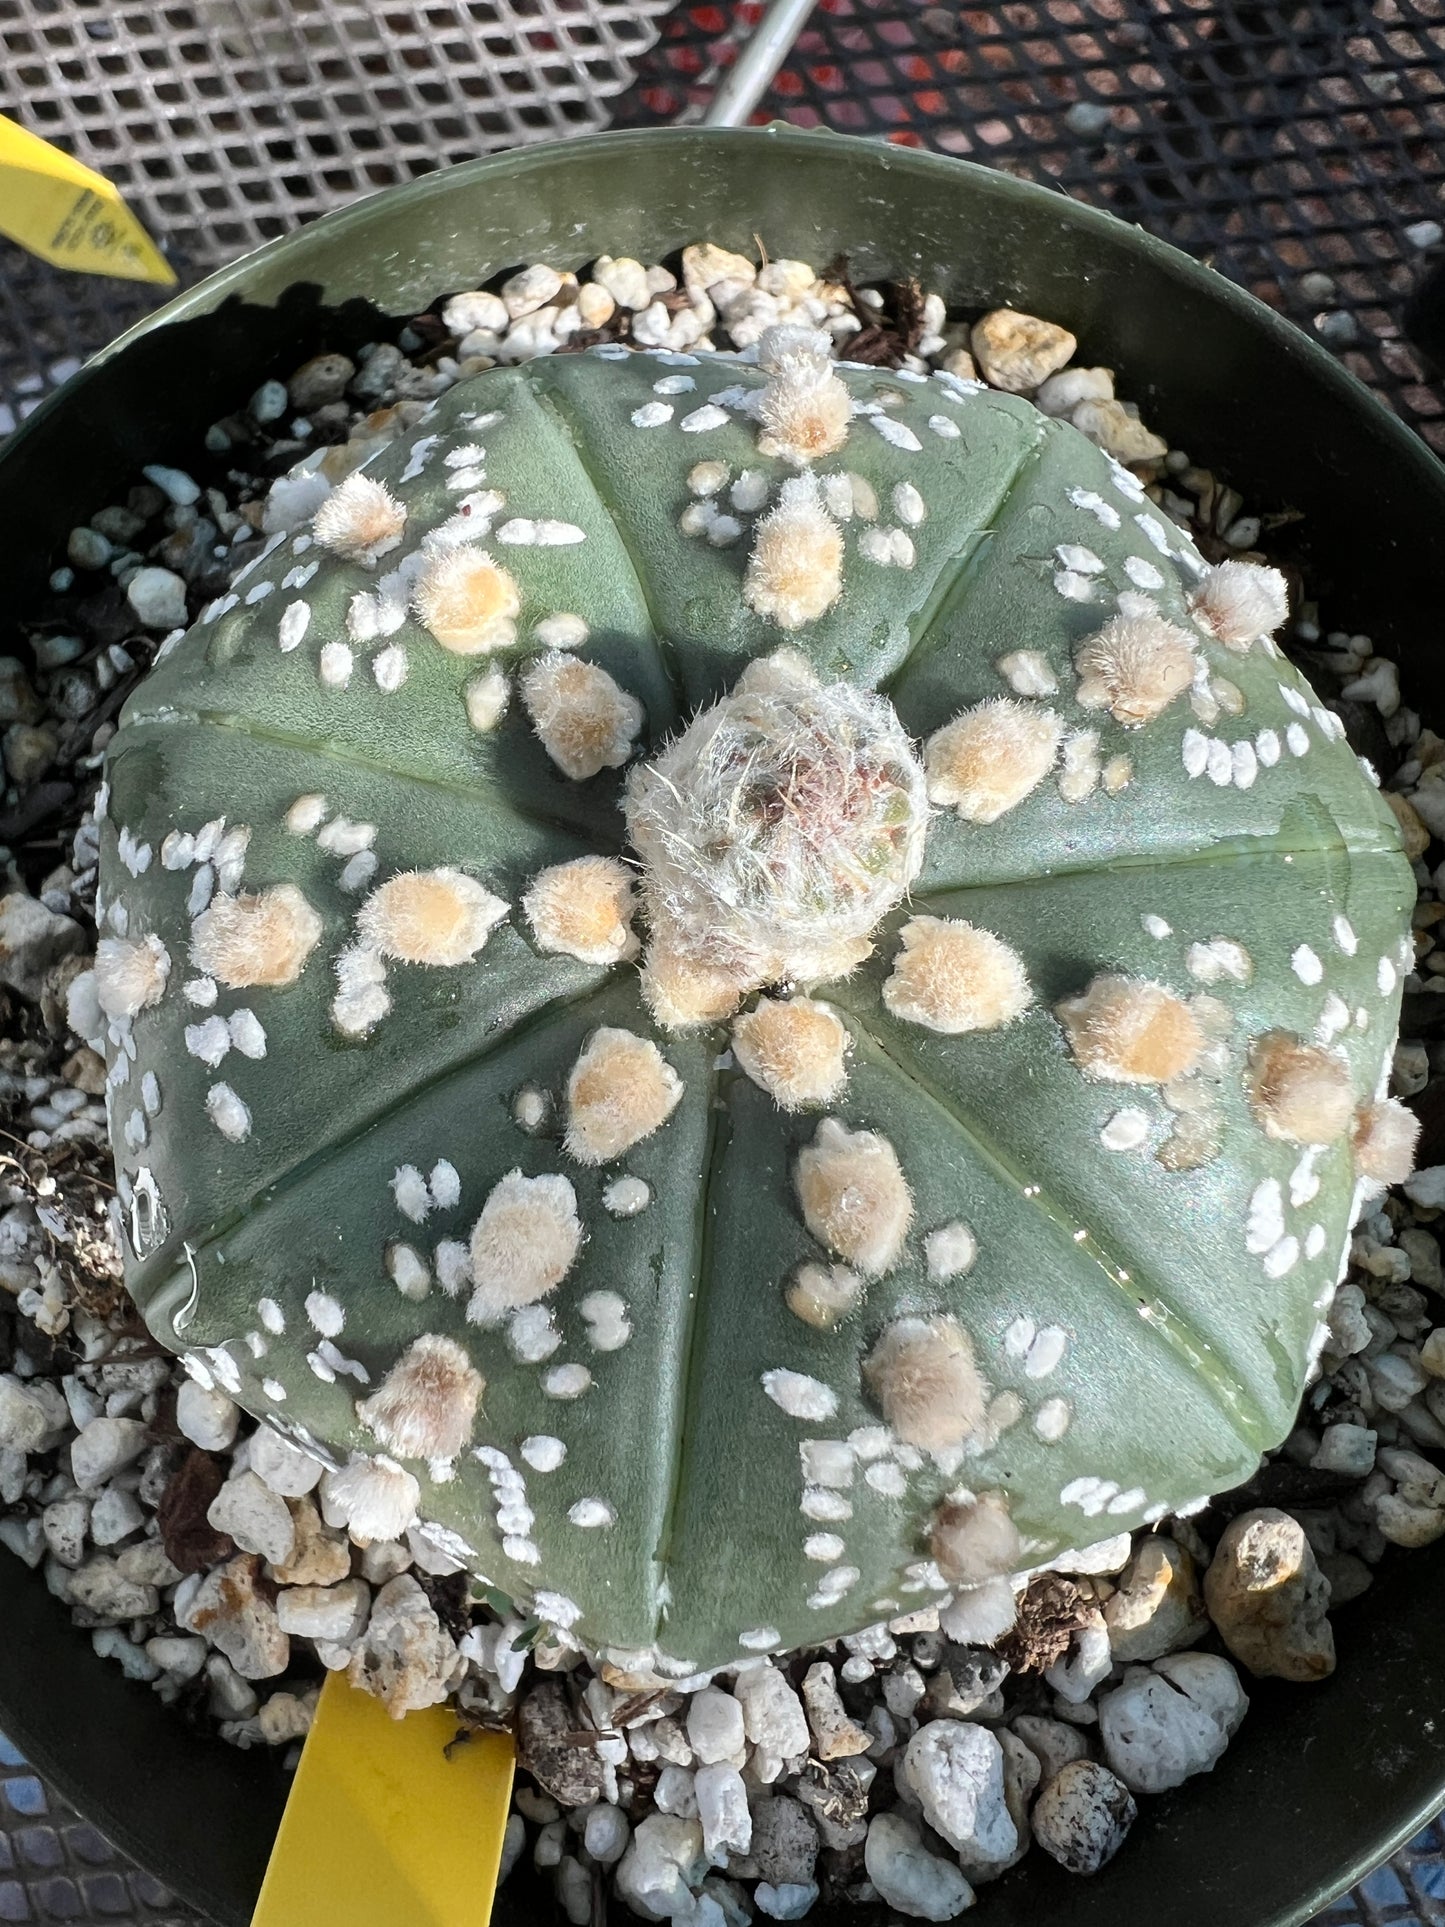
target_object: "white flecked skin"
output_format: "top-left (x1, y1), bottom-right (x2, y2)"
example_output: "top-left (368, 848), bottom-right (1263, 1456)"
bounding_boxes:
top-left (98, 346), bottom-right (1411, 1672)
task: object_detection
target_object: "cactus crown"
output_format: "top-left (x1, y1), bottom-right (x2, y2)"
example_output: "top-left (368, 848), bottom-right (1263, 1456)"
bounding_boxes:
top-left (97, 331), bottom-right (1412, 1672)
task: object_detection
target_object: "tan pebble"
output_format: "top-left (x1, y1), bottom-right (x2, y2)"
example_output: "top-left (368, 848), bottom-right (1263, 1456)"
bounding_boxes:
top-left (1070, 399), bottom-right (1168, 465)
top-left (970, 308), bottom-right (1076, 394)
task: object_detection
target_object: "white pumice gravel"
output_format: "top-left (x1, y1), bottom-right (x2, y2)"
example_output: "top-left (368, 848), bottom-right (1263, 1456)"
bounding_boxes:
top-left (1, 237), bottom-right (1443, 1922)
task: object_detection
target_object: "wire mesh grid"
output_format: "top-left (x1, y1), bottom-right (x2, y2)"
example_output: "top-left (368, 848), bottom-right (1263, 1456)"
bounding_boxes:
top-left (617, 0), bottom-right (1445, 451)
top-left (0, 0), bottom-right (674, 421)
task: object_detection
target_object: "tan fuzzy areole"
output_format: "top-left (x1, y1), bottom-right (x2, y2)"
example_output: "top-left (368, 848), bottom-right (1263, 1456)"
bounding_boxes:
top-left (863, 1314), bottom-right (991, 1451)
top-left (191, 884), bottom-right (323, 989)
top-left (1352, 1097), bottom-right (1421, 1184)
top-left (1074, 614), bottom-right (1197, 726)
top-left (411, 547), bottom-right (520, 655)
top-left (785, 1260), bottom-right (865, 1330)
top-left (731, 997), bottom-right (849, 1110)
top-left (467, 1169), bottom-right (582, 1324)
top-left (94, 933), bottom-right (170, 1018)
top-left (311, 473), bottom-right (407, 567)
top-left (883, 917), bottom-right (1033, 1035)
top-left (1057, 974), bottom-right (1207, 1086)
top-left (520, 653), bottom-right (644, 780)
top-left (524, 856), bottom-right (639, 967)
top-left (357, 868), bottom-right (507, 967)
top-left (925, 700), bottom-right (1065, 824)
top-left (1189, 559), bottom-right (1290, 649)
top-left (565, 1027), bottom-right (684, 1165)
top-left (1246, 1031), bottom-right (1355, 1145)
top-left (640, 938), bottom-right (752, 1030)
top-left (357, 1335), bottom-right (484, 1462)
top-left (795, 1116), bottom-right (913, 1278)
top-left (931, 1490), bottom-right (1022, 1585)
top-left (743, 476), bottom-right (844, 630)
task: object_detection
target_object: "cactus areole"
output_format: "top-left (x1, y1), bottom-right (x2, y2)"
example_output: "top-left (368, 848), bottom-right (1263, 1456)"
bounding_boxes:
top-left (98, 336), bottom-right (1413, 1674)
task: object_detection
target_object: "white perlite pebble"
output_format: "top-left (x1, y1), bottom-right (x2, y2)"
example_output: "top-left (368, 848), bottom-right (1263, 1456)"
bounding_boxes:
top-left (207, 1470), bottom-right (297, 1566)
top-left (0, 1375), bottom-right (65, 1453)
top-left (864, 1812), bottom-right (975, 1921)
top-left (687, 1687), bottom-right (746, 1765)
top-left (126, 566), bottom-right (189, 631)
top-left (90, 1487), bottom-right (145, 1547)
top-left (901, 1721), bottom-right (1018, 1875)
top-left (71, 1415), bottom-right (149, 1490)
top-left (614, 1814), bottom-right (707, 1922)
top-left (755, 1883), bottom-right (821, 1921)
top-left (734, 1661), bottom-right (810, 1759)
top-left (275, 1578), bottom-right (370, 1643)
top-left (1098, 1652), bottom-right (1248, 1793)
top-left (695, 1762), bottom-right (752, 1864)
top-left (249, 1424), bottom-right (326, 1497)
top-left (584, 1804), bottom-right (631, 1866)
top-left (176, 1380), bottom-right (239, 1452)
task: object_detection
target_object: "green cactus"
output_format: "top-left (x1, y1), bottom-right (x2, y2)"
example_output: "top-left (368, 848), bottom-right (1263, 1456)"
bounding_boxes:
top-left (96, 331), bottom-right (1414, 1675)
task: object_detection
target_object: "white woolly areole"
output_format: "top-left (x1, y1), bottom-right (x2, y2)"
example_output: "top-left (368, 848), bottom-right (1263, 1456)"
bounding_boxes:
top-left (1074, 614), bottom-right (1198, 726)
top-left (520, 652), bottom-right (644, 780)
top-left (468, 1169), bottom-right (582, 1324)
top-left (411, 547), bottom-right (520, 655)
top-left (883, 916), bottom-right (1032, 1034)
top-left (924, 1221), bottom-right (977, 1281)
top-left (1189, 559), bottom-right (1290, 648)
top-left (931, 1491), bottom-right (1021, 1586)
top-left (311, 473), bottom-right (407, 566)
top-left (731, 997), bottom-right (849, 1110)
top-left (464, 667), bottom-right (510, 734)
top-left (626, 678), bottom-right (927, 993)
top-left (524, 856), bottom-right (639, 967)
top-left (357, 868), bottom-right (507, 967)
top-left (925, 700), bottom-right (1064, 823)
top-left (864, 1314), bottom-right (991, 1452)
top-left (754, 328), bottom-right (853, 465)
top-left (743, 475), bottom-right (844, 630)
top-left (323, 1453), bottom-right (420, 1544)
top-left (565, 1027), bottom-right (684, 1165)
top-left (794, 1116), bottom-right (913, 1278)
top-left (356, 1335), bottom-right (484, 1461)
top-left (95, 933), bottom-right (171, 1019)
top-left (191, 885), bottom-right (322, 989)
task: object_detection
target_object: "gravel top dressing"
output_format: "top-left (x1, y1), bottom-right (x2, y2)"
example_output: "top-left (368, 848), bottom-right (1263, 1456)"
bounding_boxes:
top-left (1, 242), bottom-right (1441, 1924)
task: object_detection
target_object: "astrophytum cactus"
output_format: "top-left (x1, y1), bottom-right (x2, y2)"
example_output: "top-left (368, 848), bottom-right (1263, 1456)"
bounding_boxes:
top-left (97, 326), bottom-right (1415, 1675)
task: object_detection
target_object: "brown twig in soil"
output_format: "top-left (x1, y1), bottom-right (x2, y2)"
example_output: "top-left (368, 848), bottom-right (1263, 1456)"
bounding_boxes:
top-left (826, 254), bottom-right (927, 368)
top-left (997, 1573), bottom-right (1094, 1675)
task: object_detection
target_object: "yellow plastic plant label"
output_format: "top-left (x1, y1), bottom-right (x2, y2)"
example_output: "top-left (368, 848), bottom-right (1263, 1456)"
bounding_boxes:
top-left (0, 114), bottom-right (176, 284)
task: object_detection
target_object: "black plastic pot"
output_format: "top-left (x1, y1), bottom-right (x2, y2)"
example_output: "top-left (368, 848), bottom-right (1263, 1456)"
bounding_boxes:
top-left (2, 125), bottom-right (1443, 1927)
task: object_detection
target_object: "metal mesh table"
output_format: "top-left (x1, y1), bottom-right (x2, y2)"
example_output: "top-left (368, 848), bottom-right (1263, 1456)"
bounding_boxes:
top-left (1, 1), bottom-right (1444, 1918)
